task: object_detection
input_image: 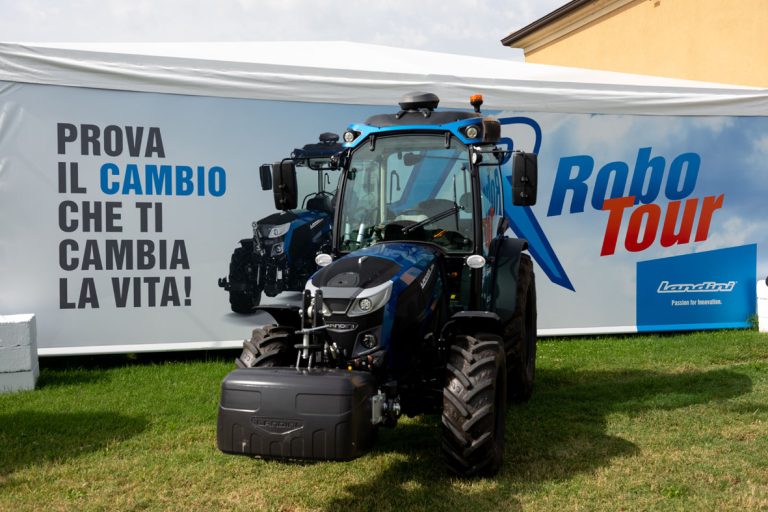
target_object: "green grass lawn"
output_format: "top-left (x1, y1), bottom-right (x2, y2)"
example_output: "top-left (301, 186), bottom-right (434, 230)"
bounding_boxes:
top-left (1, 330), bottom-right (767, 511)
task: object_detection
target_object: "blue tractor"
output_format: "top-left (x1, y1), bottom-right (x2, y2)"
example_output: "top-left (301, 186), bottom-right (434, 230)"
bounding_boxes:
top-left (217, 93), bottom-right (539, 477)
top-left (218, 133), bottom-right (342, 313)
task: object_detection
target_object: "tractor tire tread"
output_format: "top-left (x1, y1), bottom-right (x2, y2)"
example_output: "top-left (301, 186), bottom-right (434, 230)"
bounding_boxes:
top-left (236, 325), bottom-right (297, 368)
top-left (441, 333), bottom-right (507, 477)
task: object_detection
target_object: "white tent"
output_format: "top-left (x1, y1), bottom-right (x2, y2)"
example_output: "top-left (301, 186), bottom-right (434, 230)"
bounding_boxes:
top-left (2, 41), bottom-right (767, 115)
top-left (1, 41), bottom-right (766, 354)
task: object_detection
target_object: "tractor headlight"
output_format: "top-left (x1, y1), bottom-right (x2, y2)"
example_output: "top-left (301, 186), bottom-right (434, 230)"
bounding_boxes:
top-left (315, 253), bottom-right (333, 267)
top-left (466, 254), bottom-right (486, 268)
top-left (348, 281), bottom-right (392, 317)
top-left (358, 298), bottom-right (373, 312)
top-left (465, 125), bottom-right (480, 139)
top-left (271, 242), bottom-right (285, 256)
top-left (267, 223), bottom-right (291, 239)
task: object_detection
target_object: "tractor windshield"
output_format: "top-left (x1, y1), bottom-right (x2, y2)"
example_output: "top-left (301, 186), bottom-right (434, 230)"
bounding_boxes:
top-left (339, 135), bottom-right (474, 253)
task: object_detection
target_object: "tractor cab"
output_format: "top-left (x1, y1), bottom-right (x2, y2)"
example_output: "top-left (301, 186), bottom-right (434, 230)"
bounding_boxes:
top-left (261, 131), bottom-right (341, 213)
top-left (325, 92), bottom-right (537, 312)
top-left (259, 131), bottom-right (341, 213)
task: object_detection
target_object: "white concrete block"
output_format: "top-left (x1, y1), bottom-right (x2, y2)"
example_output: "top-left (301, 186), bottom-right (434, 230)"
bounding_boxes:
top-left (759, 298), bottom-right (768, 318)
top-left (0, 314), bottom-right (36, 348)
top-left (0, 314), bottom-right (38, 393)
top-left (0, 370), bottom-right (37, 393)
top-left (0, 345), bottom-right (35, 372)
top-left (758, 280), bottom-right (768, 333)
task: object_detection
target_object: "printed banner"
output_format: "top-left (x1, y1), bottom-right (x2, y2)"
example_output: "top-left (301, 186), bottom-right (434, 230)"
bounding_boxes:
top-left (497, 113), bottom-right (765, 333)
top-left (0, 82), bottom-right (765, 353)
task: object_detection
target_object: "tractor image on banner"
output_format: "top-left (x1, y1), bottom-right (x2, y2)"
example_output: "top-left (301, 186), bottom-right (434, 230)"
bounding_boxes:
top-left (218, 134), bottom-right (342, 312)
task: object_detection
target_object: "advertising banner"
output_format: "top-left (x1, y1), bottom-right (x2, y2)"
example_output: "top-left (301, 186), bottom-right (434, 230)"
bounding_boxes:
top-left (0, 82), bottom-right (764, 353)
top-left (498, 112), bottom-right (764, 334)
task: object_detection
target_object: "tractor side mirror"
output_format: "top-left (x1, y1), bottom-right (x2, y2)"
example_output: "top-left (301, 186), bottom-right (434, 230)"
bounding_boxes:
top-left (271, 161), bottom-right (298, 211)
top-left (511, 151), bottom-right (538, 206)
top-left (259, 164), bottom-right (273, 190)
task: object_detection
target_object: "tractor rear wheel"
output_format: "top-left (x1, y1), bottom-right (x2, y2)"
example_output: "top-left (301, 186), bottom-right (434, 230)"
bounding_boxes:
top-left (441, 333), bottom-right (507, 477)
top-left (236, 325), bottom-right (297, 368)
top-left (504, 254), bottom-right (537, 403)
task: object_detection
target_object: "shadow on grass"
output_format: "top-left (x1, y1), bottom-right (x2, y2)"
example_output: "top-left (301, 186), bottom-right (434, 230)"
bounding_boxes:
top-left (0, 411), bottom-right (149, 481)
top-left (325, 367), bottom-right (752, 511)
top-left (34, 351), bottom-right (240, 390)
top-left (40, 350), bottom-right (239, 372)
top-left (35, 369), bottom-right (112, 388)
top-left (327, 419), bottom-right (524, 512)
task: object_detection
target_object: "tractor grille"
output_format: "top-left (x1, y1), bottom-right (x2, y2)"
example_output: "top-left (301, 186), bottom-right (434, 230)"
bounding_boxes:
top-left (323, 298), bottom-right (349, 315)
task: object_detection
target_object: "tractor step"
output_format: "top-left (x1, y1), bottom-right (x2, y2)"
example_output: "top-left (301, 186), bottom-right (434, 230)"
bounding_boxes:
top-left (217, 367), bottom-right (376, 461)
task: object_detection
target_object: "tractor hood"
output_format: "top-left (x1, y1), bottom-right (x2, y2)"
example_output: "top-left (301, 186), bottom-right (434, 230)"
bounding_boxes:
top-left (311, 243), bottom-right (439, 291)
top-left (305, 243), bottom-right (445, 364)
top-left (307, 243), bottom-right (441, 314)
top-left (256, 209), bottom-right (329, 238)
top-left (259, 210), bottom-right (297, 227)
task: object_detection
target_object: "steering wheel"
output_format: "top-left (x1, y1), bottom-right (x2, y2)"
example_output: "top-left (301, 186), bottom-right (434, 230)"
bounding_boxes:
top-left (381, 219), bottom-right (420, 241)
top-left (431, 229), bottom-right (471, 249)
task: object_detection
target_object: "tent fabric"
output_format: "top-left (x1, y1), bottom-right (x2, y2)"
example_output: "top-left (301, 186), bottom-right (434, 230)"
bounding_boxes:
top-left (1, 41), bottom-right (767, 115)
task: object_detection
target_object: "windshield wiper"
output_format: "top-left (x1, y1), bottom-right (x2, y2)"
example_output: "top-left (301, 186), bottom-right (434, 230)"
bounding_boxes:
top-left (401, 204), bottom-right (460, 234)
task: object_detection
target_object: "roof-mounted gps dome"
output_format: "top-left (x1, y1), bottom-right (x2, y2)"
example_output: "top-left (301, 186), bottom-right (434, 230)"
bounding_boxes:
top-left (363, 91), bottom-right (479, 127)
top-left (398, 92), bottom-right (440, 111)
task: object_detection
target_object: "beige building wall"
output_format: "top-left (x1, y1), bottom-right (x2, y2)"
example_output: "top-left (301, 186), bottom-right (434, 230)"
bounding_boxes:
top-left (507, 0), bottom-right (768, 87)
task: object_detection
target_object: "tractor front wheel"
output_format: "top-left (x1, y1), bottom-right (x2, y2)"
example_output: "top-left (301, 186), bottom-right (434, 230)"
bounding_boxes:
top-left (228, 244), bottom-right (262, 314)
top-left (441, 333), bottom-right (507, 477)
top-left (236, 325), bottom-right (297, 368)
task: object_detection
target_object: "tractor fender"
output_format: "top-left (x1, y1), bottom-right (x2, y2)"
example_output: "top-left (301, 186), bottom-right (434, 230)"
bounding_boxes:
top-left (489, 237), bottom-right (529, 324)
top-left (252, 304), bottom-right (302, 328)
top-left (442, 311), bottom-right (503, 339)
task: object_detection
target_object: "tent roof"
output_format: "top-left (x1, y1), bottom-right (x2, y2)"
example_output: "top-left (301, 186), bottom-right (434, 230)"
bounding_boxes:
top-left (1, 41), bottom-right (767, 115)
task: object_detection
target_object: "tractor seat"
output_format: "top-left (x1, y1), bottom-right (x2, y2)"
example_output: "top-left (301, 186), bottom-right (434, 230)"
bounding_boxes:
top-left (306, 193), bottom-right (334, 213)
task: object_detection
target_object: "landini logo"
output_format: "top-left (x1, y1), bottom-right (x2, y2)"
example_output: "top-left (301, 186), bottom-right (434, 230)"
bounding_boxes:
top-left (657, 280), bottom-right (737, 293)
top-left (250, 417), bottom-right (304, 435)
